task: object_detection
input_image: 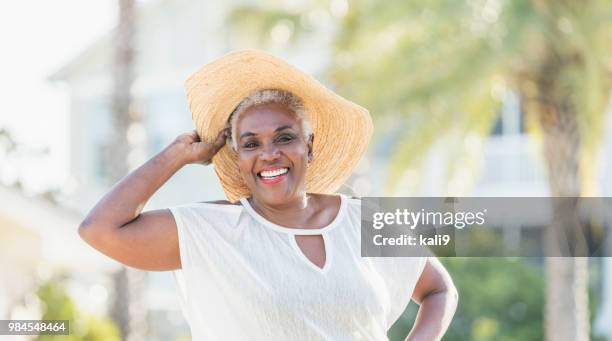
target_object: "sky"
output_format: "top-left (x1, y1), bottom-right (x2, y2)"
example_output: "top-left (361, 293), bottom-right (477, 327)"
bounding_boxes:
top-left (0, 0), bottom-right (115, 194)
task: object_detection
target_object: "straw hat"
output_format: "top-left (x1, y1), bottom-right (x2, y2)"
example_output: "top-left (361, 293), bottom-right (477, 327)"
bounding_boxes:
top-left (184, 49), bottom-right (373, 203)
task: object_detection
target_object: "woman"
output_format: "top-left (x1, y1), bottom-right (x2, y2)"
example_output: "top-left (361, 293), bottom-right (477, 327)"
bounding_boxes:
top-left (79, 50), bottom-right (458, 340)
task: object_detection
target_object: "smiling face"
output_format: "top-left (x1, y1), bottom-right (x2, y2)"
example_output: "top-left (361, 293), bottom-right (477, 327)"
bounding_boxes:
top-left (234, 102), bottom-right (313, 205)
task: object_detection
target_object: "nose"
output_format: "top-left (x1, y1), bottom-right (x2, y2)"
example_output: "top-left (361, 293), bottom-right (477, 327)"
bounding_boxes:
top-left (259, 142), bottom-right (281, 162)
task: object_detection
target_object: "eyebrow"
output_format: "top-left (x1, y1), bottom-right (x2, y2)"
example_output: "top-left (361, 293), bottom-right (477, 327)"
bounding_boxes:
top-left (239, 125), bottom-right (294, 139)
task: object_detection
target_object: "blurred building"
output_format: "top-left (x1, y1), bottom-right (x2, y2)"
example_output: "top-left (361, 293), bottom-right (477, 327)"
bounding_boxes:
top-left (0, 184), bottom-right (118, 322)
top-left (49, 0), bottom-right (335, 339)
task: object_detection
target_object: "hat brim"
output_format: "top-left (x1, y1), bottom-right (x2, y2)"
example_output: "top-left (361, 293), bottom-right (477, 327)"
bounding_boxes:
top-left (185, 49), bottom-right (373, 203)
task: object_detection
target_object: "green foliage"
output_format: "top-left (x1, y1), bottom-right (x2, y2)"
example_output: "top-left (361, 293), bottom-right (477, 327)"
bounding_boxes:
top-left (388, 258), bottom-right (607, 341)
top-left (389, 258), bottom-right (544, 341)
top-left (226, 2), bottom-right (326, 47)
top-left (35, 276), bottom-right (120, 341)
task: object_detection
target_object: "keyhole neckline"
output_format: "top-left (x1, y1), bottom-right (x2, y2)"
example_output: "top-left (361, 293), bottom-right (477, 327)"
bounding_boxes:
top-left (239, 193), bottom-right (347, 235)
top-left (290, 234), bottom-right (331, 273)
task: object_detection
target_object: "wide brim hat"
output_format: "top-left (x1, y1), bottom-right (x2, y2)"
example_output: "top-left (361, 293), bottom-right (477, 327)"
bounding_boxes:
top-left (184, 49), bottom-right (373, 203)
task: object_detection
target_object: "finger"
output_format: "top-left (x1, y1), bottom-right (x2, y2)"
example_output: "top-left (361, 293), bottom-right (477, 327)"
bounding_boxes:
top-left (178, 131), bottom-right (198, 142)
top-left (213, 129), bottom-right (227, 148)
top-left (191, 130), bottom-right (202, 142)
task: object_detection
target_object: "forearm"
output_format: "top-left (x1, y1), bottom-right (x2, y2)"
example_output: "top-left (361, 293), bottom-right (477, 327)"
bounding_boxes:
top-left (81, 143), bottom-right (188, 228)
top-left (406, 289), bottom-right (458, 341)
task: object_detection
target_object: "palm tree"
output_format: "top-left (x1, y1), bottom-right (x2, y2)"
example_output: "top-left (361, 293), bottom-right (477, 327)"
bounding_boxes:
top-left (229, 0), bottom-right (612, 339)
top-left (108, 0), bottom-right (148, 340)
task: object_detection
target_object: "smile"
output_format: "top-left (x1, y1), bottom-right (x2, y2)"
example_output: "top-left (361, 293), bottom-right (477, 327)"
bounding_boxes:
top-left (257, 167), bottom-right (289, 185)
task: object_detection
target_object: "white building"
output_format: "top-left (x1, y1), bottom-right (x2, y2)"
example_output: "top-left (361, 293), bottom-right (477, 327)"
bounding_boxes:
top-left (0, 184), bottom-right (118, 322)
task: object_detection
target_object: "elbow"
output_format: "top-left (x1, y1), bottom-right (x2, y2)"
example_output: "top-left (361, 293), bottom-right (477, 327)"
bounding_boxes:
top-left (78, 218), bottom-right (105, 246)
top-left (439, 265), bottom-right (459, 307)
top-left (432, 283), bottom-right (459, 304)
top-left (444, 281), bottom-right (459, 313)
top-left (429, 278), bottom-right (459, 309)
top-left (78, 219), bottom-right (93, 243)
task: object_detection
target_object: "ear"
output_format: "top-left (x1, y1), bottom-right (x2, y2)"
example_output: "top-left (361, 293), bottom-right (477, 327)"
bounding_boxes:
top-left (307, 133), bottom-right (314, 163)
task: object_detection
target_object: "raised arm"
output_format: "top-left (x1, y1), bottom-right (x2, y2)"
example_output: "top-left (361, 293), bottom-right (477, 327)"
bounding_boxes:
top-left (78, 127), bottom-right (228, 271)
top-left (406, 258), bottom-right (458, 341)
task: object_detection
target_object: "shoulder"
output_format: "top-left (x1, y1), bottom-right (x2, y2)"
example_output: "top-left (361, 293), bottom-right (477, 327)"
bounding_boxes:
top-left (346, 195), bottom-right (362, 202)
top-left (312, 193), bottom-right (361, 210)
top-left (344, 196), bottom-right (361, 211)
top-left (198, 199), bottom-right (242, 206)
top-left (169, 200), bottom-right (243, 234)
top-left (321, 193), bottom-right (361, 222)
top-left (169, 200), bottom-right (242, 215)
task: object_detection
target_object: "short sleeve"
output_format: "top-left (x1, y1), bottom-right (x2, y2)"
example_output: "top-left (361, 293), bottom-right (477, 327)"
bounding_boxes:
top-left (168, 205), bottom-right (199, 326)
top-left (168, 203), bottom-right (243, 272)
top-left (368, 256), bottom-right (429, 326)
top-left (344, 196), bottom-right (428, 323)
top-left (167, 203), bottom-right (243, 326)
top-left (168, 205), bottom-right (197, 276)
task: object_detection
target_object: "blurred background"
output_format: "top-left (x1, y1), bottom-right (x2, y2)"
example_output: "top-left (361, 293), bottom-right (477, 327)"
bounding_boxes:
top-left (1, 0), bottom-right (611, 340)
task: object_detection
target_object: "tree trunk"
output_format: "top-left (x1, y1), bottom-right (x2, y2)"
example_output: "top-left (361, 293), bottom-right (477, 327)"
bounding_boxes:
top-left (108, 1), bottom-right (148, 340)
top-left (524, 59), bottom-right (590, 340)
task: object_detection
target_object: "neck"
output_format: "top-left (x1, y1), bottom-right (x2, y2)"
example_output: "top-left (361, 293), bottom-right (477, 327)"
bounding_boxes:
top-left (249, 192), bottom-right (314, 224)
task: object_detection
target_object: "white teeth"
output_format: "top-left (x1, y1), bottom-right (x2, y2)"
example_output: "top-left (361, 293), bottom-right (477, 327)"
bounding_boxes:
top-left (260, 168), bottom-right (288, 178)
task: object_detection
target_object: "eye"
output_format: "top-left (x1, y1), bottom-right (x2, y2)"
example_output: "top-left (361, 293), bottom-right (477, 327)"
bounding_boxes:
top-left (277, 134), bottom-right (294, 143)
top-left (242, 141), bottom-right (259, 149)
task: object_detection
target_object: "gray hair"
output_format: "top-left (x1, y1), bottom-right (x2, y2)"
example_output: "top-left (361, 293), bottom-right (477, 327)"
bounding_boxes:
top-left (227, 89), bottom-right (313, 151)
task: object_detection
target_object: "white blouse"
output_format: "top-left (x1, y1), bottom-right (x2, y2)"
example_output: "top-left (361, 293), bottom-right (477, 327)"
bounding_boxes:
top-left (169, 194), bottom-right (427, 340)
